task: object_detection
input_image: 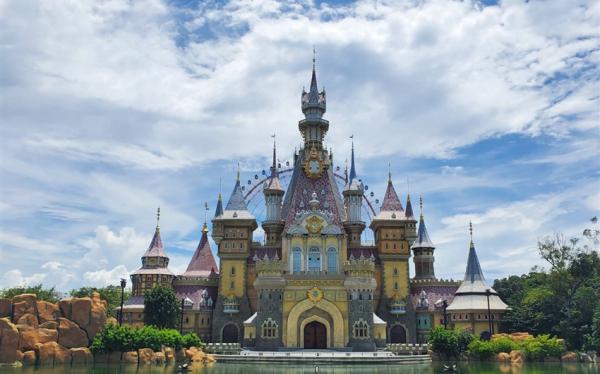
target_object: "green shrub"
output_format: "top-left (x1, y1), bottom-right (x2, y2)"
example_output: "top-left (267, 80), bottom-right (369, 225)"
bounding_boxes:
top-left (91, 323), bottom-right (202, 353)
top-left (428, 327), bottom-right (473, 357)
top-left (522, 338), bottom-right (544, 360)
top-left (490, 335), bottom-right (519, 353)
top-left (468, 338), bottom-right (495, 359)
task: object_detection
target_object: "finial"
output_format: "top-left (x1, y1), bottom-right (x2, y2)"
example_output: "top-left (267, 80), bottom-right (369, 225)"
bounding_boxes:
top-left (407, 177), bottom-right (410, 195)
top-left (236, 162), bottom-right (240, 181)
top-left (313, 46), bottom-right (316, 69)
top-left (469, 220), bottom-right (474, 247)
top-left (203, 202), bottom-right (209, 232)
top-left (419, 195), bottom-right (423, 217)
top-left (156, 206), bottom-right (161, 230)
top-left (271, 133), bottom-right (277, 173)
top-left (388, 162), bottom-right (392, 182)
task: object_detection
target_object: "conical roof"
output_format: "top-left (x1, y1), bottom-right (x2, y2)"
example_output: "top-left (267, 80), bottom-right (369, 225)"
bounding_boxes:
top-left (405, 194), bottom-right (414, 219)
top-left (214, 193), bottom-right (223, 217)
top-left (411, 214), bottom-right (434, 249)
top-left (344, 140), bottom-right (362, 192)
top-left (380, 178), bottom-right (404, 212)
top-left (225, 179), bottom-right (248, 211)
top-left (143, 226), bottom-right (167, 258)
top-left (182, 224), bottom-right (218, 277)
top-left (464, 241), bottom-right (485, 283)
top-left (264, 139), bottom-right (284, 193)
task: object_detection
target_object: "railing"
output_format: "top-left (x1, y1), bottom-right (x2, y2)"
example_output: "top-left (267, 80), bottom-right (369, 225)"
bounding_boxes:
top-left (205, 343), bottom-right (242, 355)
top-left (386, 343), bottom-right (429, 355)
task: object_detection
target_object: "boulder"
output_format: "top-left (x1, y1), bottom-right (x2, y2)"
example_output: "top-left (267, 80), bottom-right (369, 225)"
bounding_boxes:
top-left (85, 294), bottom-right (107, 340)
top-left (12, 301), bottom-right (37, 325)
top-left (108, 351), bottom-right (122, 363)
top-left (191, 351), bottom-right (206, 363)
top-left (71, 298), bottom-right (92, 328)
top-left (37, 301), bottom-right (60, 323)
top-left (496, 352), bottom-right (511, 362)
top-left (22, 350), bottom-right (36, 365)
top-left (17, 313), bottom-right (39, 328)
top-left (40, 321), bottom-right (58, 329)
top-left (71, 347), bottom-right (92, 364)
top-left (0, 317), bottom-right (21, 364)
top-left (153, 351), bottom-right (165, 364)
top-left (93, 353), bottom-right (109, 364)
top-left (138, 348), bottom-right (154, 365)
top-left (35, 341), bottom-right (58, 365)
top-left (107, 317), bottom-right (118, 326)
top-left (163, 347), bottom-right (175, 362)
top-left (509, 350), bottom-right (524, 364)
top-left (0, 298), bottom-right (11, 318)
top-left (185, 346), bottom-right (200, 360)
top-left (58, 318), bottom-right (88, 348)
top-left (20, 327), bottom-right (58, 350)
top-left (561, 351), bottom-right (578, 362)
top-left (122, 351), bottom-right (138, 364)
top-left (206, 354), bottom-right (216, 363)
top-left (581, 352), bottom-right (597, 363)
top-left (53, 343), bottom-right (71, 365)
top-left (509, 332), bottom-right (533, 342)
top-left (58, 300), bottom-right (72, 320)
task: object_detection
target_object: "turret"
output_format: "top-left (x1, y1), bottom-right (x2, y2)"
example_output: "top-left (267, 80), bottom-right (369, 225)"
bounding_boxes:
top-left (299, 52), bottom-right (329, 150)
top-left (343, 139), bottom-right (365, 246)
top-left (411, 197), bottom-right (436, 280)
top-left (262, 138), bottom-right (285, 245)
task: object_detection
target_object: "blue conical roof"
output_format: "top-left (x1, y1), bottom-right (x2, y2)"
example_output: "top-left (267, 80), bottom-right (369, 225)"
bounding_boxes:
top-left (214, 193), bottom-right (223, 217)
top-left (405, 194), bottom-right (414, 219)
top-left (225, 179), bottom-right (248, 211)
top-left (411, 214), bottom-right (434, 249)
top-left (464, 241), bottom-right (485, 283)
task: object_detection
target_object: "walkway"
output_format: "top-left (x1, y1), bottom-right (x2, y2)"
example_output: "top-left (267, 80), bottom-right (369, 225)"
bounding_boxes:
top-left (215, 350), bottom-right (431, 364)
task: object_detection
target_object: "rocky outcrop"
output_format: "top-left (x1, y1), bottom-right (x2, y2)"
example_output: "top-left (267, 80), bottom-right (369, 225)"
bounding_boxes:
top-left (58, 318), bottom-right (88, 348)
top-left (37, 301), bottom-right (60, 323)
top-left (40, 321), bottom-right (58, 329)
top-left (0, 318), bottom-right (21, 364)
top-left (71, 348), bottom-right (92, 364)
top-left (0, 299), bottom-right (11, 318)
top-left (12, 296), bottom-right (38, 325)
top-left (35, 341), bottom-right (58, 365)
top-left (71, 298), bottom-right (91, 327)
top-left (19, 327), bottom-right (58, 350)
top-left (53, 344), bottom-right (72, 365)
top-left (17, 313), bottom-right (39, 328)
top-left (561, 351), bottom-right (578, 362)
top-left (122, 351), bottom-right (139, 364)
top-left (496, 352), bottom-right (511, 362)
top-left (153, 351), bottom-right (165, 364)
top-left (163, 347), bottom-right (175, 362)
top-left (138, 348), bottom-right (154, 364)
top-left (509, 350), bottom-right (525, 364)
top-left (22, 350), bottom-right (36, 365)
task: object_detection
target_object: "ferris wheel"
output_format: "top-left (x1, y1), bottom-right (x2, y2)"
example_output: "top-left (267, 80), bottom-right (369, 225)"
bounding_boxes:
top-left (239, 158), bottom-right (382, 228)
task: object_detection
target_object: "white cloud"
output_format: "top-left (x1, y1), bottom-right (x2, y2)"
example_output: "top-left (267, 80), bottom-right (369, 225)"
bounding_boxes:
top-left (83, 265), bottom-right (130, 287)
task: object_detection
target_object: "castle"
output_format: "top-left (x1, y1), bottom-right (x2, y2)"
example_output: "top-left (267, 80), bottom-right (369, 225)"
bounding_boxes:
top-left (120, 62), bottom-right (508, 350)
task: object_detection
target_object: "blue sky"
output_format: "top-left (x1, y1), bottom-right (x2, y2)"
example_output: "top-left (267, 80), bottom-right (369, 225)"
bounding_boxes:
top-left (0, 0), bottom-right (598, 291)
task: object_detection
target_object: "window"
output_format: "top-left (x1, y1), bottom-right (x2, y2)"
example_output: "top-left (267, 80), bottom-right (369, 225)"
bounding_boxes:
top-left (393, 268), bottom-right (398, 275)
top-left (327, 247), bottom-right (337, 273)
top-left (261, 318), bottom-right (278, 338)
top-left (292, 247), bottom-right (302, 273)
top-left (353, 319), bottom-right (369, 339)
top-left (230, 281), bottom-right (235, 289)
top-left (231, 267), bottom-right (236, 276)
top-left (394, 282), bottom-right (399, 290)
top-left (308, 247), bottom-right (320, 272)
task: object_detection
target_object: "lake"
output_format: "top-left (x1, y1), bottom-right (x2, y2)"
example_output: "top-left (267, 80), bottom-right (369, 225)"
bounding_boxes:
top-left (0, 362), bottom-right (597, 374)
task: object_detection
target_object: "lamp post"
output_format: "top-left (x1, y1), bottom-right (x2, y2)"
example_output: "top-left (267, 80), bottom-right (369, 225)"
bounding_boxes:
top-left (180, 298), bottom-right (185, 335)
top-left (119, 278), bottom-right (126, 326)
top-left (442, 300), bottom-right (448, 329)
top-left (485, 288), bottom-right (492, 340)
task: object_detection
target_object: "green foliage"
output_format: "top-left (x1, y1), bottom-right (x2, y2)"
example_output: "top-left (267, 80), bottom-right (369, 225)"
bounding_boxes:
top-left (0, 284), bottom-right (60, 303)
top-left (490, 335), bottom-right (518, 353)
top-left (466, 334), bottom-right (564, 361)
top-left (90, 323), bottom-right (203, 353)
top-left (428, 327), bottom-right (471, 358)
top-left (70, 285), bottom-right (130, 318)
top-left (520, 335), bottom-right (564, 360)
top-left (583, 304), bottom-right (600, 353)
top-left (468, 338), bottom-right (495, 359)
top-left (143, 285), bottom-right (181, 329)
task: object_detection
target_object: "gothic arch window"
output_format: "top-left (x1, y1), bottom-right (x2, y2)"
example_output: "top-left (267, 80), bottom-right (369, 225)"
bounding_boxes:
top-left (394, 282), bottom-right (399, 290)
top-left (292, 247), bottom-right (302, 273)
top-left (353, 319), bottom-right (370, 339)
top-left (261, 318), bottom-right (278, 338)
top-left (327, 247), bottom-right (338, 273)
top-left (393, 268), bottom-right (398, 275)
top-left (231, 267), bottom-right (236, 276)
top-left (308, 247), bottom-right (320, 272)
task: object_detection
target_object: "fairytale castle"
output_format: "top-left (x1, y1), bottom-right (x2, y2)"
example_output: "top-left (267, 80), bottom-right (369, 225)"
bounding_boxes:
top-left (120, 62), bottom-right (508, 350)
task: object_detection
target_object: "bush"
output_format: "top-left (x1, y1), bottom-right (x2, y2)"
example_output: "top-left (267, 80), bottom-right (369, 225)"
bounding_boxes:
top-left (91, 323), bottom-right (203, 353)
top-left (490, 335), bottom-right (519, 353)
top-left (428, 327), bottom-right (473, 358)
top-left (468, 338), bottom-right (495, 359)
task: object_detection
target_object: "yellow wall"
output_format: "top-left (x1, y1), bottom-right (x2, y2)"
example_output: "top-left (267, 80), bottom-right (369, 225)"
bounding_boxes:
top-left (220, 259), bottom-right (246, 297)
top-left (382, 261), bottom-right (409, 298)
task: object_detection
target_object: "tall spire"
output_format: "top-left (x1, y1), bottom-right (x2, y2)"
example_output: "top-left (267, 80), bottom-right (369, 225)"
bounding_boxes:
top-left (202, 202), bottom-right (209, 232)
top-left (144, 207), bottom-right (167, 258)
top-left (156, 206), bottom-right (160, 231)
top-left (349, 135), bottom-right (357, 182)
top-left (380, 172), bottom-right (404, 212)
top-left (271, 134), bottom-right (277, 176)
top-left (225, 165), bottom-right (248, 211)
top-left (264, 135), bottom-right (284, 193)
top-left (301, 48), bottom-right (326, 118)
top-left (411, 196), bottom-right (434, 249)
top-left (183, 212), bottom-right (218, 277)
top-left (464, 221), bottom-right (485, 283)
top-left (405, 194), bottom-right (414, 219)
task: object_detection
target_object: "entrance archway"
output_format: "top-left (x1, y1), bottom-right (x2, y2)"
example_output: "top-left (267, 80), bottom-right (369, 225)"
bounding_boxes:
top-left (222, 324), bottom-right (239, 343)
top-left (304, 321), bottom-right (327, 349)
top-left (390, 324), bottom-right (407, 343)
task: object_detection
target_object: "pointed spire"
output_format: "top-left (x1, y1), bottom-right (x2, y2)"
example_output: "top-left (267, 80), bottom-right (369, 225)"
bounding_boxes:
top-left (380, 172), bottom-right (404, 212)
top-left (214, 193), bottom-right (223, 218)
top-left (156, 206), bottom-right (160, 231)
top-left (271, 134), bottom-right (277, 177)
top-left (225, 171), bottom-right (248, 211)
top-left (411, 196), bottom-right (434, 249)
top-left (202, 202), bottom-right (209, 232)
top-left (349, 135), bottom-right (357, 182)
top-left (405, 194), bottom-right (414, 219)
top-left (464, 221), bottom-right (485, 283)
top-left (264, 135), bottom-right (284, 193)
top-left (301, 48), bottom-right (326, 116)
top-left (183, 220), bottom-right (218, 277)
top-left (144, 207), bottom-right (167, 258)
top-left (308, 47), bottom-right (319, 103)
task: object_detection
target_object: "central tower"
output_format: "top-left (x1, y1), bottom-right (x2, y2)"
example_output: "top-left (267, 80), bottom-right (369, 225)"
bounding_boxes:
top-left (299, 57), bottom-right (329, 151)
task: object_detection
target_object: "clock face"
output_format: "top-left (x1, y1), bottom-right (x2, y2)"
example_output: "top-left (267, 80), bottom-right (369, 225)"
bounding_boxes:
top-left (309, 160), bottom-right (321, 173)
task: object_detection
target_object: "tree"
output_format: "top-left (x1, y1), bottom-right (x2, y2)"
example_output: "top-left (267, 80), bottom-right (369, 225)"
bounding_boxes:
top-left (70, 285), bottom-right (131, 318)
top-left (143, 285), bottom-right (180, 329)
top-left (0, 284), bottom-right (60, 303)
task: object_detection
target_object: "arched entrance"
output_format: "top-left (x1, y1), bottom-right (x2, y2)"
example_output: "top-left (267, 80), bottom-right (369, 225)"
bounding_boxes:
top-left (304, 321), bottom-right (327, 349)
top-left (390, 325), bottom-right (407, 343)
top-left (222, 324), bottom-right (239, 343)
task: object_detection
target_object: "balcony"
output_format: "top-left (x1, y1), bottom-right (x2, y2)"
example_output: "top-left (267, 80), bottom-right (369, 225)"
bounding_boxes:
top-left (389, 299), bottom-right (407, 315)
top-left (223, 296), bottom-right (239, 314)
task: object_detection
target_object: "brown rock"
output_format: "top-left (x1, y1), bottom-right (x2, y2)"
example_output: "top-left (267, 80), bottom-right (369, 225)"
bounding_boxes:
top-left (53, 343), bottom-right (71, 365)
top-left (153, 351), bottom-right (165, 364)
top-left (35, 341), bottom-right (58, 365)
top-left (93, 353), bottom-right (108, 364)
top-left (40, 321), bottom-right (58, 329)
top-left (58, 318), bottom-right (89, 348)
top-left (12, 301), bottom-right (37, 324)
top-left (106, 317), bottom-right (118, 325)
top-left (58, 300), bottom-right (72, 320)
top-left (91, 292), bottom-right (108, 310)
top-left (108, 351), bottom-right (122, 363)
top-left (138, 348), bottom-right (154, 365)
top-left (176, 348), bottom-right (186, 362)
top-left (185, 346), bottom-right (200, 359)
top-left (122, 351), bottom-right (138, 364)
top-left (0, 317), bottom-right (20, 363)
top-left (163, 347), bottom-right (175, 362)
top-left (20, 327), bottom-right (58, 350)
top-left (510, 350), bottom-right (525, 364)
top-left (17, 313), bottom-right (39, 328)
top-left (496, 352), bottom-right (511, 362)
top-left (71, 298), bottom-right (92, 328)
top-left (22, 350), bottom-right (36, 365)
top-left (206, 354), bottom-right (216, 363)
top-left (0, 298), bottom-right (11, 318)
top-left (561, 351), bottom-right (578, 362)
top-left (509, 332), bottom-right (533, 342)
top-left (191, 351), bottom-right (206, 363)
top-left (37, 301), bottom-right (60, 323)
top-left (85, 296), bottom-right (107, 340)
top-left (71, 347), bottom-right (92, 364)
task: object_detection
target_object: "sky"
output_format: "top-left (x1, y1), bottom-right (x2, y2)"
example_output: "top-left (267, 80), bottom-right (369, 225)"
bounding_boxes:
top-left (0, 0), bottom-right (598, 292)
